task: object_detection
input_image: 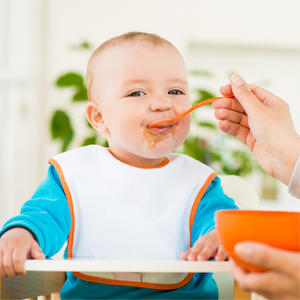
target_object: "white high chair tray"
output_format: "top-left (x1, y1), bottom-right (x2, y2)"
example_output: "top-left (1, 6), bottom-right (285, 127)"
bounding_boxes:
top-left (25, 258), bottom-right (230, 273)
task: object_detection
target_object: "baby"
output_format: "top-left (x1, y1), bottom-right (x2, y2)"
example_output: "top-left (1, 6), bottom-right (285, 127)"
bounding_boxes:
top-left (0, 32), bottom-right (237, 299)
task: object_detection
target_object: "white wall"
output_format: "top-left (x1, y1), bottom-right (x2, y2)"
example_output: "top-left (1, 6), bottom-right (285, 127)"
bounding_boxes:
top-left (0, 0), bottom-right (299, 226)
top-left (0, 0), bottom-right (48, 225)
top-left (178, 0), bottom-right (300, 50)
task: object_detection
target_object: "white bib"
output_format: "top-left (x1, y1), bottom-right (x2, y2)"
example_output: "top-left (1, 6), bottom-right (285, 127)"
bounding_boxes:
top-left (49, 145), bottom-right (216, 289)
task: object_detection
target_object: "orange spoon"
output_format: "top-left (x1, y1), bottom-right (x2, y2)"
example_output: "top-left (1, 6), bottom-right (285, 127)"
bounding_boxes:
top-left (148, 94), bottom-right (235, 128)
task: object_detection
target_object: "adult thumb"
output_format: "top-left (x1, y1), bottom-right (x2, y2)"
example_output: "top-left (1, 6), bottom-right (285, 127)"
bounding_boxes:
top-left (30, 242), bottom-right (46, 259)
top-left (230, 75), bottom-right (264, 114)
top-left (234, 242), bottom-right (297, 274)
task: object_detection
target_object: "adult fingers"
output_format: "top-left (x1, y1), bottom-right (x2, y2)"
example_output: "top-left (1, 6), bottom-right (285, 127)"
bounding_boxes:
top-left (220, 83), bottom-right (259, 98)
top-left (230, 259), bottom-right (291, 299)
top-left (234, 242), bottom-right (299, 274)
top-left (218, 120), bottom-right (257, 151)
top-left (248, 84), bottom-right (284, 107)
top-left (2, 250), bottom-right (17, 277)
top-left (213, 97), bottom-right (246, 114)
top-left (229, 259), bottom-right (267, 294)
top-left (221, 79), bottom-right (281, 109)
top-left (230, 75), bottom-right (284, 116)
top-left (230, 75), bottom-right (267, 114)
top-left (215, 108), bottom-right (249, 128)
top-left (229, 259), bottom-right (248, 280)
top-left (219, 84), bottom-right (232, 96)
top-left (221, 82), bottom-right (274, 104)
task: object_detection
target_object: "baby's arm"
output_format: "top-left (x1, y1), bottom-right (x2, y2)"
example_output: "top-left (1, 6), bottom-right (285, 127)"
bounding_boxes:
top-left (0, 227), bottom-right (45, 277)
top-left (0, 165), bottom-right (71, 277)
top-left (181, 176), bottom-right (238, 261)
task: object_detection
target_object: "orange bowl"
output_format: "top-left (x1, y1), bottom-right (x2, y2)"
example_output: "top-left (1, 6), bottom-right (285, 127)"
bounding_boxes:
top-left (216, 210), bottom-right (300, 272)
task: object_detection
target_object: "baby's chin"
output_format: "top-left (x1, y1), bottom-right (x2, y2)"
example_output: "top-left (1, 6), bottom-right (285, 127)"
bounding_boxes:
top-left (138, 139), bottom-right (181, 159)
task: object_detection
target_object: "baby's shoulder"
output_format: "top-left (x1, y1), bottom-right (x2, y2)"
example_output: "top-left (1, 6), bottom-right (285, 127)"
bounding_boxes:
top-left (168, 152), bottom-right (206, 166)
top-left (167, 153), bottom-right (215, 173)
top-left (50, 145), bottom-right (109, 170)
top-left (52, 145), bottom-right (106, 160)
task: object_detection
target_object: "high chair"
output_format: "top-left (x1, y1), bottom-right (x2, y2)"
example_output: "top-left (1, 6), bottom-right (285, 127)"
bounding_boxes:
top-left (0, 175), bottom-right (267, 300)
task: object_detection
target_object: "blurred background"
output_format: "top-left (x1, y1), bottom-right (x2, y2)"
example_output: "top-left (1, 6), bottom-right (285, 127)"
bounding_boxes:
top-left (0, 0), bottom-right (299, 227)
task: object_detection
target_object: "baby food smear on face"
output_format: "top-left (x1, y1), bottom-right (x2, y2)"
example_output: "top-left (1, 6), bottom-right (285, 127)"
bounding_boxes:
top-left (145, 126), bottom-right (176, 148)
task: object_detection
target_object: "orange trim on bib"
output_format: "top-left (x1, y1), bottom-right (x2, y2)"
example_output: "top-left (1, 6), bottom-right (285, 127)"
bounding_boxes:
top-left (107, 149), bottom-right (169, 169)
top-left (48, 158), bottom-right (76, 258)
top-left (72, 271), bottom-right (194, 290)
top-left (189, 172), bottom-right (217, 239)
top-left (49, 157), bottom-right (216, 290)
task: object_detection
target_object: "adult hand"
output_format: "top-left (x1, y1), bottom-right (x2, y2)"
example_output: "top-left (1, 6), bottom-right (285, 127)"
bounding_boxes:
top-left (213, 75), bottom-right (300, 185)
top-left (230, 242), bottom-right (300, 299)
top-left (0, 227), bottom-right (45, 277)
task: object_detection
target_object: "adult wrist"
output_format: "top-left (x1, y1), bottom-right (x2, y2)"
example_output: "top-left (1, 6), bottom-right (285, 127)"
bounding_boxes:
top-left (288, 154), bottom-right (300, 199)
top-left (273, 133), bottom-right (300, 185)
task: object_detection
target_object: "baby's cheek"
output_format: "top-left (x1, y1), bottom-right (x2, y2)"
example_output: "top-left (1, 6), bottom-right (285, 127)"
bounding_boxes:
top-left (119, 124), bottom-right (144, 146)
top-left (119, 121), bottom-right (136, 136)
top-left (178, 117), bottom-right (191, 137)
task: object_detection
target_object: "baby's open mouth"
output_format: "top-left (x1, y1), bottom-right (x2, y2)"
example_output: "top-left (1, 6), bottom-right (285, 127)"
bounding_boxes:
top-left (144, 124), bottom-right (175, 148)
top-left (147, 125), bottom-right (172, 134)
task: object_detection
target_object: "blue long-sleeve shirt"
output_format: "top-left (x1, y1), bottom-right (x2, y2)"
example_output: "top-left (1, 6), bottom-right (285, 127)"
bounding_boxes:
top-left (0, 165), bottom-right (238, 299)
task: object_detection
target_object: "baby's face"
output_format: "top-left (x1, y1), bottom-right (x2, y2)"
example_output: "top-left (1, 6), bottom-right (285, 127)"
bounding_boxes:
top-left (89, 42), bottom-right (191, 164)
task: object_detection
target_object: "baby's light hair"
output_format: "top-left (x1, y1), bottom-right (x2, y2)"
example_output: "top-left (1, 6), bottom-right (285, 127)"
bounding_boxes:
top-left (86, 32), bottom-right (175, 102)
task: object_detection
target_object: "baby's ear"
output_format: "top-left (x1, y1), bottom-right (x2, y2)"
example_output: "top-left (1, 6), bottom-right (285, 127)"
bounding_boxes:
top-left (86, 102), bottom-right (108, 133)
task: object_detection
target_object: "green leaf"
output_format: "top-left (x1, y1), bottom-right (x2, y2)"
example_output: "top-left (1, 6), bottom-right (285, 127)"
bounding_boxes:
top-left (51, 110), bottom-right (74, 152)
top-left (183, 137), bottom-right (208, 163)
top-left (81, 41), bottom-right (92, 49)
top-left (102, 140), bottom-right (109, 148)
top-left (71, 41), bottom-right (93, 50)
top-left (219, 149), bottom-right (257, 176)
top-left (82, 135), bottom-right (97, 147)
top-left (87, 119), bottom-right (93, 128)
top-left (192, 89), bottom-right (216, 105)
top-left (197, 89), bottom-right (216, 101)
top-left (188, 70), bottom-right (213, 77)
top-left (76, 41), bottom-right (92, 49)
top-left (198, 122), bottom-right (218, 130)
top-left (73, 87), bottom-right (88, 101)
top-left (56, 73), bottom-right (84, 88)
top-left (81, 135), bottom-right (109, 148)
top-left (211, 151), bottom-right (222, 162)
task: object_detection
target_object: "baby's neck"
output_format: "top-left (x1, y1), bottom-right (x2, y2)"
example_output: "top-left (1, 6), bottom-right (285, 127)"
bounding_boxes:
top-left (108, 149), bottom-right (166, 168)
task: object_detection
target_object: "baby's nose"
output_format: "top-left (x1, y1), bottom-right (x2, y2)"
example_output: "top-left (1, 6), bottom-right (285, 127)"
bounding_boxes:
top-left (150, 97), bottom-right (172, 112)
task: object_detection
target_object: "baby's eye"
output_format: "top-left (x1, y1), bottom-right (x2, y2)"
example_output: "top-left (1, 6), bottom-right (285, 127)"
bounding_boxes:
top-left (168, 90), bottom-right (183, 95)
top-left (129, 91), bottom-right (145, 97)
